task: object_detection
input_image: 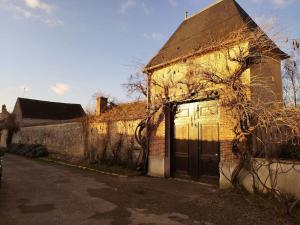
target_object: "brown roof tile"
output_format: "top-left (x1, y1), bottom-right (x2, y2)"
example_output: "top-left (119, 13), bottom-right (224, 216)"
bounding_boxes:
top-left (98, 101), bottom-right (147, 122)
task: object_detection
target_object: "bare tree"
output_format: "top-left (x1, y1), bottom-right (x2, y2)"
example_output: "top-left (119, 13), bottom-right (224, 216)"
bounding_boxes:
top-left (122, 61), bottom-right (148, 100)
top-left (122, 72), bottom-right (147, 99)
top-left (283, 43), bottom-right (300, 106)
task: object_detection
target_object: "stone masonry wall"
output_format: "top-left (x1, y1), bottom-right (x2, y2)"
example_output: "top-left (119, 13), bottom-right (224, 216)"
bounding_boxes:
top-left (12, 118), bottom-right (144, 167)
top-left (220, 159), bottom-right (300, 200)
top-left (88, 120), bottom-right (143, 167)
top-left (12, 122), bottom-right (85, 158)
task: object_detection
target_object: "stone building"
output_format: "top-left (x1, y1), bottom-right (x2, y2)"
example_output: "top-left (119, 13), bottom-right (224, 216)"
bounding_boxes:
top-left (13, 97), bottom-right (85, 127)
top-left (11, 98), bottom-right (86, 157)
top-left (143, 0), bottom-right (287, 185)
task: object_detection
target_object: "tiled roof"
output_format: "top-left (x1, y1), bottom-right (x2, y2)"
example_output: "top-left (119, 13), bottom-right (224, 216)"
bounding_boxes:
top-left (144, 0), bottom-right (287, 72)
top-left (16, 98), bottom-right (85, 120)
top-left (98, 101), bottom-right (147, 121)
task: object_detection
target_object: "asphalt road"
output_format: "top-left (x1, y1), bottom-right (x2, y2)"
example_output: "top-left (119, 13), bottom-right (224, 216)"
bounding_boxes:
top-left (0, 154), bottom-right (297, 225)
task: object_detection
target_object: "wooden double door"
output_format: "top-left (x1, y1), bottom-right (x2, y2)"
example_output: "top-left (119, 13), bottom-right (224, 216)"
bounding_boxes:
top-left (172, 101), bottom-right (220, 179)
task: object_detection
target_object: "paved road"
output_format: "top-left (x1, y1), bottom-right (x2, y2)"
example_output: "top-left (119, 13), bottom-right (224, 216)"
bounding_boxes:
top-left (0, 154), bottom-right (297, 225)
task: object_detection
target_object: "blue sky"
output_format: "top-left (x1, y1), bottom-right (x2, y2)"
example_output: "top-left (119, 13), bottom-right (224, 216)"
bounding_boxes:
top-left (0, 0), bottom-right (299, 111)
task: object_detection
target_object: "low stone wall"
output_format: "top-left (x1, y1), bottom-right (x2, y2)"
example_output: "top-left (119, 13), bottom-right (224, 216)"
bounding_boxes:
top-left (220, 158), bottom-right (300, 199)
top-left (12, 119), bottom-right (143, 167)
top-left (12, 122), bottom-right (85, 158)
top-left (87, 120), bottom-right (143, 167)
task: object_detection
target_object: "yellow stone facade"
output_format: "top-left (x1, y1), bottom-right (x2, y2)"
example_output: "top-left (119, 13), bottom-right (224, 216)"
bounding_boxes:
top-left (147, 43), bottom-right (282, 178)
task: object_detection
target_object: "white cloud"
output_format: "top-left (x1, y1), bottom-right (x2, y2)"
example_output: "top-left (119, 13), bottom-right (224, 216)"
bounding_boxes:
top-left (271, 0), bottom-right (287, 6)
top-left (44, 18), bottom-right (63, 26)
top-left (143, 32), bottom-right (164, 40)
top-left (120, 0), bottom-right (152, 15)
top-left (14, 5), bottom-right (33, 18)
top-left (0, 0), bottom-right (62, 26)
top-left (24, 0), bottom-right (38, 8)
top-left (120, 0), bottom-right (136, 14)
top-left (24, 0), bottom-right (54, 13)
top-left (51, 83), bottom-right (70, 95)
top-left (0, 0), bottom-right (32, 18)
top-left (168, 0), bottom-right (178, 7)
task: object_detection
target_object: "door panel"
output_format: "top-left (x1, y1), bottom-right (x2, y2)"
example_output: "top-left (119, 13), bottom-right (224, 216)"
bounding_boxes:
top-left (173, 101), bottom-right (220, 179)
top-left (174, 124), bottom-right (189, 175)
top-left (189, 123), bottom-right (199, 178)
top-left (200, 124), bottom-right (220, 177)
top-left (201, 124), bottom-right (219, 155)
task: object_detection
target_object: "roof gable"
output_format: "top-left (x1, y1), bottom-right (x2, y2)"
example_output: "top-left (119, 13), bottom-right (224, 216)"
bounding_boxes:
top-left (144, 0), bottom-right (286, 72)
top-left (15, 98), bottom-right (85, 120)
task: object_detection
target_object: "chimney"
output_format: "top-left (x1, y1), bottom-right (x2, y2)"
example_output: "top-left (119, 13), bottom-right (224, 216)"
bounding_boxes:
top-left (1, 105), bottom-right (8, 114)
top-left (96, 97), bottom-right (108, 116)
top-left (185, 11), bottom-right (189, 19)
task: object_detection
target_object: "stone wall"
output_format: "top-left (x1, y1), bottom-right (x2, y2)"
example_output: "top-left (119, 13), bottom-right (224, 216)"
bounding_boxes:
top-left (220, 158), bottom-right (300, 200)
top-left (12, 122), bottom-right (85, 158)
top-left (87, 119), bottom-right (143, 167)
top-left (12, 119), bottom-right (143, 167)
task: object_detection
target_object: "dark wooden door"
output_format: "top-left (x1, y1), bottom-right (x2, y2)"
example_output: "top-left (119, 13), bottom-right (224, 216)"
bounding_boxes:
top-left (173, 101), bottom-right (220, 179)
top-left (173, 104), bottom-right (192, 177)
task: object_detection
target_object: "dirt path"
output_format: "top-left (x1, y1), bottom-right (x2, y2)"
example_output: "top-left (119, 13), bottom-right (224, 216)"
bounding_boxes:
top-left (0, 154), bottom-right (297, 225)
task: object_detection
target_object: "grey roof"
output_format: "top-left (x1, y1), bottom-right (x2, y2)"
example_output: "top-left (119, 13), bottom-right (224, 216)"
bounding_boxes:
top-left (144, 0), bottom-right (287, 72)
top-left (16, 98), bottom-right (85, 120)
